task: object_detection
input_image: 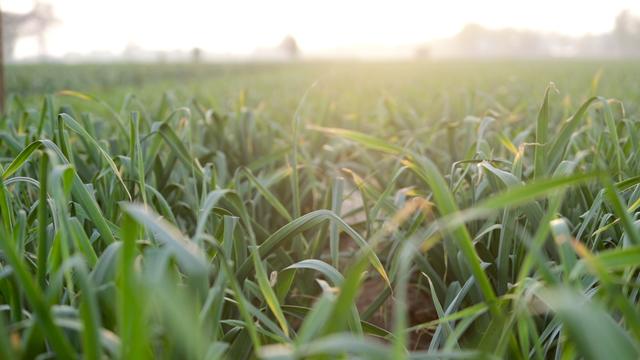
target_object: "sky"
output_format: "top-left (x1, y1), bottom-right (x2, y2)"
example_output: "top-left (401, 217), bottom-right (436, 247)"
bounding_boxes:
top-left (3, 0), bottom-right (640, 59)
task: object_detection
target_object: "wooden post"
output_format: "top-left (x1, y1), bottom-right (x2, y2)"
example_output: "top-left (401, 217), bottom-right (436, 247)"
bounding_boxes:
top-left (0, 5), bottom-right (5, 115)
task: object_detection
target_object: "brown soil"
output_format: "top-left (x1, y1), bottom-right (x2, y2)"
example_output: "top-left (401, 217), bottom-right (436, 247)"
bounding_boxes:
top-left (335, 187), bottom-right (437, 349)
top-left (356, 275), bottom-right (436, 350)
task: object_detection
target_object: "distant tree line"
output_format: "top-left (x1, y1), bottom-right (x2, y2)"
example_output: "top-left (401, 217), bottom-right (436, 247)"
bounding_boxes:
top-left (419, 10), bottom-right (640, 59)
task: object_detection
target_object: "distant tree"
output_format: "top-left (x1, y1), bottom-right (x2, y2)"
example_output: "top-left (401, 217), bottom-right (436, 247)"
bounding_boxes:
top-left (191, 47), bottom-right (202, 63)
top-left (414, 45), bottom-right (431, 59)
top-left (279, 35), bottom-right (300, 59)
top-left (2, 2), bottom-right (56, 61)
top-left (613, 10), bottom-right (640, 56)
top-left (123, 42), bottom-right (142, 59)
top-left (156, 51), bottom-right (168, 63)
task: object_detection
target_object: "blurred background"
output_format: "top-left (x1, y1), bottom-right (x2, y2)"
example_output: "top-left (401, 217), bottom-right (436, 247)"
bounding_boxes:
top-left (2, 0), bottom-right (640, 63)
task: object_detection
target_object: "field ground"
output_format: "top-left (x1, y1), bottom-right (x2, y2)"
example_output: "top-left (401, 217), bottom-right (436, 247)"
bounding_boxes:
top-left (2, 61), bottom-right (640, 358)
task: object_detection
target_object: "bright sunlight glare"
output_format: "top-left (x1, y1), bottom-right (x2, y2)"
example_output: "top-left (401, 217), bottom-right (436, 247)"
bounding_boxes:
top-left (3, 0), bottom-right (640, 59)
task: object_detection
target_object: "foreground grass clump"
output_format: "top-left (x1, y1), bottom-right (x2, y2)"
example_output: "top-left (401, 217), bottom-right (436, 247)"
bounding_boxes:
top-left (2, 63), bottom-right (640, 359)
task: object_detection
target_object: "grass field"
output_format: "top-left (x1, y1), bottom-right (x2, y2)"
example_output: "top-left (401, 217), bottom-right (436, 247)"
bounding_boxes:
top-left (2, 60), bottom-right (640, 359)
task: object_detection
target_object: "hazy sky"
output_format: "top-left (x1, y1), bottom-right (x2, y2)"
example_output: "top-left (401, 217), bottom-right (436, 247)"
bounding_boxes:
top-left (4, 0), bottom-right (640, 59)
